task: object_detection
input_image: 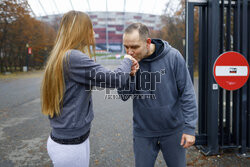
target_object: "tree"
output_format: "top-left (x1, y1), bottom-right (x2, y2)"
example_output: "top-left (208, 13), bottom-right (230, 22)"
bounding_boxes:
top-left (159, 0), bottom-right (199, 70)
top-left (0, 0), bottom-right (56, 73)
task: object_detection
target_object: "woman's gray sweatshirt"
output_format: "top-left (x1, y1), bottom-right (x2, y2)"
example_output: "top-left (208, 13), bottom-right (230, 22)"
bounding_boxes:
top-left (49, 49), bottom-right (132, 139)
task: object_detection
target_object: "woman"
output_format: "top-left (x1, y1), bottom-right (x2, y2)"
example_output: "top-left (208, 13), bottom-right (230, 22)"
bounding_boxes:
top-left (41, 11), bottom-right (138, 167)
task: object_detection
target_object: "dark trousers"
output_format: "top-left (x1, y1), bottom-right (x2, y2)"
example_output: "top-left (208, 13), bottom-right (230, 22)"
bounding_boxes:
top-left (133, 131), bottom-right (186, 167)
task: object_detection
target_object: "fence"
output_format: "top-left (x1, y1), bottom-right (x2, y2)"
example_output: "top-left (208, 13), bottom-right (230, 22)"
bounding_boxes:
top-left (186, 0), bottom-right (250, 155)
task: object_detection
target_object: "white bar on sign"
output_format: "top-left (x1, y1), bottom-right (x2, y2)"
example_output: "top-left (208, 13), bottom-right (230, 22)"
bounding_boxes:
top-left (215, 66), bottom-right (248, 76)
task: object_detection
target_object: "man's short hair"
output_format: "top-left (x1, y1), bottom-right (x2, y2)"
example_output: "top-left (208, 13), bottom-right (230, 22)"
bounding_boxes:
top-left (124, 23), bottom-right (150, 41)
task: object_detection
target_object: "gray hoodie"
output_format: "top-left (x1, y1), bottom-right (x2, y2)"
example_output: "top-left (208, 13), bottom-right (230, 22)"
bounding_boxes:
top-left (49, 49), bottom-right (132, 139)
top-left (118, 39), bottom-right (198, 137)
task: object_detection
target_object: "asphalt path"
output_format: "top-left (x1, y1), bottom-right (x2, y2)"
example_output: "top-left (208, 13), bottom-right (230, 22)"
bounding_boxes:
top-left (0, 59), bottom-right (249, 167)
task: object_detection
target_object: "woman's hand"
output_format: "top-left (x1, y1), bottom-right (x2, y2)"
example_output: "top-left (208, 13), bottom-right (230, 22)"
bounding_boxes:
top-left (124, 55), bottom-right (139, 76)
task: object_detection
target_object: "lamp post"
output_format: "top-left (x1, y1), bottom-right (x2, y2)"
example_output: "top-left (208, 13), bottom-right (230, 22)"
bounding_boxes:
top-left (182, 38), bottom-right (186, 60)
top-left (44, 47), bottom-right (47, 64)
top-left (26, 43), bottom-right (29, 71)
top-left (105, 0), bottom-right (109, 52)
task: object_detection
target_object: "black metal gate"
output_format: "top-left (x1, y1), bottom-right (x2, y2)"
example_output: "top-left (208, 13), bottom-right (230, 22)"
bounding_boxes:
top-left (186, 0), bottom-right (250, 155)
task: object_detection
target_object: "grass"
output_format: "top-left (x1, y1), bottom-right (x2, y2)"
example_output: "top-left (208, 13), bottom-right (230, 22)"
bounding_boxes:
top-left (95, 52), bottom-right (110, 57)
top-left (0, 70), bottom-right (44, 79)
top-left (194, 71), bottom-right (198, 78)
top-left (105, 57), bottom-right (116, 60)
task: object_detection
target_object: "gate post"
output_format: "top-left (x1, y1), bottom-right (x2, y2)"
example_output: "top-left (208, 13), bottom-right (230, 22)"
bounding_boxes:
top-left (202, 0), bottom-right (220, 155)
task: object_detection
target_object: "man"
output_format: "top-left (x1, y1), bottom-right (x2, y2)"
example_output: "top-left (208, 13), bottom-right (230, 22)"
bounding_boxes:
top-left (118, 23), bottom-right (198, 167)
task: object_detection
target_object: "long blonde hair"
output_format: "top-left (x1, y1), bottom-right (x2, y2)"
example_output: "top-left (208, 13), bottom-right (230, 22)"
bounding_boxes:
top-left (41, 11), bottom-right (95, 118)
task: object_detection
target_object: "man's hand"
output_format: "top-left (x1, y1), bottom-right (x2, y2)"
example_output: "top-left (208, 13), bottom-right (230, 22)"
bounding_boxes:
top-left (180, 133), bottom-right (195, 148)
top-left (124, 54), bottom-right (139, 76)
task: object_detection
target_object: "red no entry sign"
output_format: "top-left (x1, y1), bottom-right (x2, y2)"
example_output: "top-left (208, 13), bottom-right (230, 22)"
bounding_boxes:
top-left (213, 51), bottom-right (249, 90)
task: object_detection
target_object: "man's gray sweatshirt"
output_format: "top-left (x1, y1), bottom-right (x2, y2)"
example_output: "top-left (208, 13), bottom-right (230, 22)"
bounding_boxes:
top-left (118, 39), bottom-right (198, 137)
top-left (49, 49), bottom-right (132, 139)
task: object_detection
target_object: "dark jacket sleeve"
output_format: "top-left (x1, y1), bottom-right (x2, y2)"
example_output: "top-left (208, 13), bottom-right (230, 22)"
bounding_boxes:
top-left (174, 51), bottom-right (198, 136)
top-left (66, 50), bottom-right (132, 89)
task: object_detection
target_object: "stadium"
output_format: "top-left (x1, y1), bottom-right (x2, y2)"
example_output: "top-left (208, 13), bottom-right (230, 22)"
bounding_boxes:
top-left (38, 11), bottom-right (162, 52)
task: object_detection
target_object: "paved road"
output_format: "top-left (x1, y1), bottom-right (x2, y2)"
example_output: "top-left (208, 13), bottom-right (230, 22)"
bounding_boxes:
top-left (0, 60), bottom-right (249, 167)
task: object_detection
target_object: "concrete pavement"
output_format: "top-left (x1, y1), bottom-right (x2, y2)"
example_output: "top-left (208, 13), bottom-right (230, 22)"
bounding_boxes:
top-left (0, 60), bottom-right (249, 167)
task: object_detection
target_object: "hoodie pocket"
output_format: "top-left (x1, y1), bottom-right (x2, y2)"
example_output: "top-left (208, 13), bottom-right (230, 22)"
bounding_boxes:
top-left (133, 105), bottom-right (182, 131)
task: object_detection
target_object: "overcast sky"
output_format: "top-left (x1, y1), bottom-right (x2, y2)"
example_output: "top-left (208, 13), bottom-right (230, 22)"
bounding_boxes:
top-left (27, 0), bottom-right (179, 16)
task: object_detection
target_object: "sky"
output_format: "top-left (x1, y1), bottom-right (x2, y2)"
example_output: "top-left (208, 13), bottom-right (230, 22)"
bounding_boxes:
top-left (27, 0), bottom-right (179, 17)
